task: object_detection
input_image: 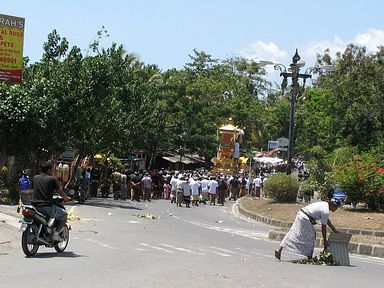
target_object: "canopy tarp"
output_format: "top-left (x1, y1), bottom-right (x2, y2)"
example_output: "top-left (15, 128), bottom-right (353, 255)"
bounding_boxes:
top-left (253, 157), bottom-right (284, 165)
top-left (162, 154), bottom-right (204, 165)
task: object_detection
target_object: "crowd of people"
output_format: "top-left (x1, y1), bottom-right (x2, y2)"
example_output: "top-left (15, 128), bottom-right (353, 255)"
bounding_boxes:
top-left (18, 157), bottom-right (308, 209)
top-left (78, 164), bottom-right (270, 207)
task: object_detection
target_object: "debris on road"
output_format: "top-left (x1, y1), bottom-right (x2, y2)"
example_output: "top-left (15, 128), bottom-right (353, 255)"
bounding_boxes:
top-left (291, 250), bottom-right (336, 266)
top-left (216, 273), bottom-right (229, 279)
top-left (136, 213), bottom-right (158, 219)
top-left (67, 207), bottom-right (80, 221)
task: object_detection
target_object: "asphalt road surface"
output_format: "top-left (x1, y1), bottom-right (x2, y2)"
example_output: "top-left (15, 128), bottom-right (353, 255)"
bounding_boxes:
top-left (1, 197), bottom-right (384, 288)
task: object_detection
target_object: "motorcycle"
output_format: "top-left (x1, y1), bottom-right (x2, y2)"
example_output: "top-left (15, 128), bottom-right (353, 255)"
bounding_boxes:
top-left (66, 180), bottom-right (87, 204)
top-left (19, 196), bottom-right (70, 257)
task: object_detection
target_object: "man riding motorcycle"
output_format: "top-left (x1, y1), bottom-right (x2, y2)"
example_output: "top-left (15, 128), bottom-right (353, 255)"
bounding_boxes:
top-left (32, 160), bottom-right (71, 241)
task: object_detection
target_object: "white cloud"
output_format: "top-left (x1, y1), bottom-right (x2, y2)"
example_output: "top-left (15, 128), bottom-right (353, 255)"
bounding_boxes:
top-left (300, 29), bottom-right (384, 67)
top-left (239, 41), bottom-right (289, 84)
top-left (300, 36), bottom-right (347, 67)
top-left (354, 29), bottom-right (384, 51)
top-left (240, 40), bottom-right (288, 63)
top-left (241, 29), bottom-right (384, 72)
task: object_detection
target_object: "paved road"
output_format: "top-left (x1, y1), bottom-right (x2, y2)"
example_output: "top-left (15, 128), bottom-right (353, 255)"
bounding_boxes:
top-left (1, 198), bottom-right (384, 288)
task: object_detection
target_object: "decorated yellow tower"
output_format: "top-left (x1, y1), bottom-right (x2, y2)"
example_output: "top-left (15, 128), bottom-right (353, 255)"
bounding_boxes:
top-left (211, 124), bottom-right (247, 175)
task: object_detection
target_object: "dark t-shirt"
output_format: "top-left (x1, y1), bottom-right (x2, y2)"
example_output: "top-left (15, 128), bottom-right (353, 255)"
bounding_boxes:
top-left (91, 166), bottom-right (101, 181)
top-left (131, 175), bottom-right (141, 190)
top-left (230, 178), bottom-right (240, 189)
top-left (218, 179), bottom-right (228, 191)
top-left (32, 173), bottom-right (60, 203)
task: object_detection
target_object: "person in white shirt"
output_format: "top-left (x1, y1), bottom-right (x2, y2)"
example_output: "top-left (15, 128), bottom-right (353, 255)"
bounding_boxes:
top-left (252, 175), bottom-right (262, 198)
top-left (200, 176), bottom-right (210, 204)
top-left (176, 175), bottom-right (189, 207)
top-left (170, 174), bottom-right (178, 204)
top-left (275, 198), bottom-right (341, 260)
top-left (182, 176), bottom-right (192, 207)
top-left (208, 176), bottom-right (219, 205)
top-left (190, 178), bottom-right (200, 206)
top-left (141, 172), bottom-right (152, 202)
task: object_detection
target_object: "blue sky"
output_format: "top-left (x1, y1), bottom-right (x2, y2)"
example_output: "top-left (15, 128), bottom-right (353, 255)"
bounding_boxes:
top-left (3, 0), bottom-right (384, 84)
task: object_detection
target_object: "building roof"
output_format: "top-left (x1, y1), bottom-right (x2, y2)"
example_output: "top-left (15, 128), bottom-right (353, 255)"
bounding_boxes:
top-left (162, 154), bottom-right (204, 164)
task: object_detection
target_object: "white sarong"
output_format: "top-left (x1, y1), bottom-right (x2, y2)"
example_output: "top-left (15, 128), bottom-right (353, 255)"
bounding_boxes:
top-left (280, 211), bottom-right (316, 257)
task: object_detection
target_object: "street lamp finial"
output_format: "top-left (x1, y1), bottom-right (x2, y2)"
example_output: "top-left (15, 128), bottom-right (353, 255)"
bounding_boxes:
top-left (292, 49), bottom-right (300, 64)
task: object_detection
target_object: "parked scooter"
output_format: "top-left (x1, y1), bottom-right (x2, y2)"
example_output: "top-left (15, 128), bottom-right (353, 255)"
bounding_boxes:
top-left (66, 180), bottom-right (87, 204)
top-left (19, 196), bottom-right (70, 257)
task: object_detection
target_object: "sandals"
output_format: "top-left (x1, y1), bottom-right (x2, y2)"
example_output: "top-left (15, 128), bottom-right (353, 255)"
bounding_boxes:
top-left (274, 250), bottom-right (281, 260)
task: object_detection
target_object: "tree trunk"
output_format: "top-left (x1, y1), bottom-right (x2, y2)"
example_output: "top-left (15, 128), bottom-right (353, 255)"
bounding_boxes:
top-left (65, 150), bottom-right (85, 189)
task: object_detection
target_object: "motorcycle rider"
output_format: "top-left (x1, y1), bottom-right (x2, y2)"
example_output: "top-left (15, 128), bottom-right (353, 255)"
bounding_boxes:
top-left (32, 160), bottom-right (71, 241)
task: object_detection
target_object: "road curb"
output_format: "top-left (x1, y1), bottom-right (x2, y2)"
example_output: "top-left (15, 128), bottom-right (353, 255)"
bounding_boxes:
top-left (236, 197), bottom-right (384, 259)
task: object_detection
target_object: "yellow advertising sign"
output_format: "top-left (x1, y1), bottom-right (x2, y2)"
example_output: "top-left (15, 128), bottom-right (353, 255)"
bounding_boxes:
top-left (0, 14), bottom-right (25, 83)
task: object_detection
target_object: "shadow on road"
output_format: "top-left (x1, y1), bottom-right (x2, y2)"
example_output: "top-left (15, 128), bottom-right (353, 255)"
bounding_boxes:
top-left (80, 198), bottom-right (143, 211)
top-left (25, 250), bottom-right (85, 259)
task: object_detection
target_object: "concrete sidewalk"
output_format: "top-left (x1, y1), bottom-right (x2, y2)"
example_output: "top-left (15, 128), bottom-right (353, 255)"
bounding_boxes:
top-left (236, 197), bottom-right (384, 259)
top-left (0, 204), bottom-right (21, 228)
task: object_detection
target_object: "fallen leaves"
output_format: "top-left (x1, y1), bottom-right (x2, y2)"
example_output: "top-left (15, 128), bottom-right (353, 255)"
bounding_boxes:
top-left (67, 207), bottom-right (80, 221)
top-left (291, 250), bottom-right (336, 266)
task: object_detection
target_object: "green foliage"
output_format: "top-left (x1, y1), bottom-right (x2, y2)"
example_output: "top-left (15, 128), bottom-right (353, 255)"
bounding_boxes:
top-left (298, 44), bottom-right (384, 155)
top-left (0, 169), bottom-right (18, 203)
top-left (331, 150), bottom-right (384, 209)
top-left (292, 249), bottom-right (336, 266)
top-left (264, 173), bottom-right (299, 203)
top-left (298, 180), bottom-right (313, 197)
top-left (1, 30), bottom-right (274, 171)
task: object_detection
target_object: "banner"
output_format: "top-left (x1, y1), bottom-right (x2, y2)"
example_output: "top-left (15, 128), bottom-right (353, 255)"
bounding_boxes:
top-left (0, 14), bottom-right (25, 83)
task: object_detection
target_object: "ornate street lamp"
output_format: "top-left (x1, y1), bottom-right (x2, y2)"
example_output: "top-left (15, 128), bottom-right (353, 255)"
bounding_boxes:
top-left (260, 50), bottom-right (311, 174)
top-left (259, 52), bottom-right (335, 174)
top-left (280, 49), bottom-right (311, 174)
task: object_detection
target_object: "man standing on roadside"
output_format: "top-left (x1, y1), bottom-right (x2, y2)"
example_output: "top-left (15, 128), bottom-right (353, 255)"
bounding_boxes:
top-left (229, 175), bottom-right (241, 201)
top-left (90, 161), bottom-right (101, 197)
top-left (141, 172), bottom-right (152, 202)
top-left (208, 176), bottom-right (218, 205)
top-left (170, 172), bottom-right (178, 203)
top-left (131, 171), bottom-right (142, 201)
top-left (252, 174), bottom-right (262, 198)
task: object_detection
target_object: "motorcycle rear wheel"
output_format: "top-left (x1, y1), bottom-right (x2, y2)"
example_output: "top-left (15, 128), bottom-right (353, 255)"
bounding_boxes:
top-left (21, 224), bottom-right (39, 257)
top-left (54, 224), bottom-right (69, 253)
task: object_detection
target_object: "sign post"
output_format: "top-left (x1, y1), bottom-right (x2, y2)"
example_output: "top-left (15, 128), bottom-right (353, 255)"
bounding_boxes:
top-left (0, 14), bottom-right (25, 83)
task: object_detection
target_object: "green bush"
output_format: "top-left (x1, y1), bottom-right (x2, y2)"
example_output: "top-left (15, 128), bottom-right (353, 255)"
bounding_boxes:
top-left (264, 172), bottom-right (299, 202)
top-left (298, 180), bottom-right (313, 202)
top-left (0, 186), bottom-right (18, 204)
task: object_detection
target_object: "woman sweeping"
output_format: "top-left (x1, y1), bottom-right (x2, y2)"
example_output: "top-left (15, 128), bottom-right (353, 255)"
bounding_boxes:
top-left (275, 198), bottom-right (342, 260)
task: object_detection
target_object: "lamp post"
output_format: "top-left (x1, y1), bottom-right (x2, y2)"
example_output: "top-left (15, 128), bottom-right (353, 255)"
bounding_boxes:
top-left (259, 53), bottom-right (335, 174)
top-left (277, 50), bottom-right (311, 174)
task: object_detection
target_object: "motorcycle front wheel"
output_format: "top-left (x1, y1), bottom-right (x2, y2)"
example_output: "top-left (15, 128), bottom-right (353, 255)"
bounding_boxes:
top-left (21, 224), bottom-right (39, 257)
top-left (54, 224), bottom-right (69, 253)
top-left (79, 188), bottom-right (86, 204)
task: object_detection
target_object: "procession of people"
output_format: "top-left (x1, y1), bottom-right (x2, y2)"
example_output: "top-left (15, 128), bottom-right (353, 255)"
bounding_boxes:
top-left (78, 164), bottom-right (268, 207)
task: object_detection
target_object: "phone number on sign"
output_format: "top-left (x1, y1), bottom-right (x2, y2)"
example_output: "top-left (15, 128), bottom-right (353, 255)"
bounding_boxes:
top-left (0, 57), bottom-right (17, 64)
